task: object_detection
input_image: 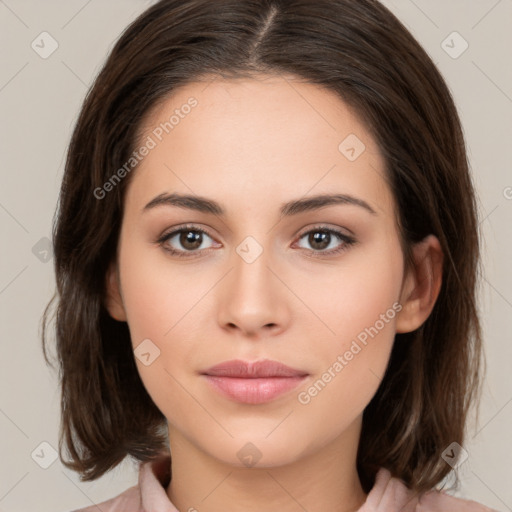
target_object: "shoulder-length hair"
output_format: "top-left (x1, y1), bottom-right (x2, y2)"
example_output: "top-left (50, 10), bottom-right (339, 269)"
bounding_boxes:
top-left (42, 0), bottom-right (484, 494)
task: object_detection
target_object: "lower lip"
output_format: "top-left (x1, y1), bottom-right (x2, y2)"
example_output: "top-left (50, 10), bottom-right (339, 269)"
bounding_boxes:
top-left (203, 375), bottom-right (307, 404)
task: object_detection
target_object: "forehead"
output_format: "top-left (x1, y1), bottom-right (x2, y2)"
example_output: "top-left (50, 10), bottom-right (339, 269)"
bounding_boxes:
top-left (127, 74), bottom-right (394, 220)
top-left (139, 74), bottom-right (375, 153)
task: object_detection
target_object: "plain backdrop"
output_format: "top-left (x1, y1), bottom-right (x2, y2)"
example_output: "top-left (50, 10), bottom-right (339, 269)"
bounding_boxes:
top-left (0, 1), bottom-right (511, 511)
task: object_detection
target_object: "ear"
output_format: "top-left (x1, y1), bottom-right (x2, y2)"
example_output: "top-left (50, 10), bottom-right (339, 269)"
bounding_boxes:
top-left (395, 234), bottom-right (444, 333)
top-left (104, 262), bottom-right (127, 322)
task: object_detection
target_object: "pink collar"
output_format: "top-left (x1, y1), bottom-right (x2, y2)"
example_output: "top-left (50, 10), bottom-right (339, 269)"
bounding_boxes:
top-left (138, 453), bottom-right (497, 512)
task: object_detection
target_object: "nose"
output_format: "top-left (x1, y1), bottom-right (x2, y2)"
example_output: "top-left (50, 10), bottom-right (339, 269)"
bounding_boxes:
top-left (216, 244), bottom-right (290, 338)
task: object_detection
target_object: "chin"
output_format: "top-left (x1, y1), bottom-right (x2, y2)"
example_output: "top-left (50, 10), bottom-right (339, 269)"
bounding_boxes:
top-left (202, 433), bottom-right (309, 470)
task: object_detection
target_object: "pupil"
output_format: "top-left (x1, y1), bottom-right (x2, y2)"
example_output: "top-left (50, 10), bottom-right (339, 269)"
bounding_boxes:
top-left (311, 231), bottom-right (329, 250)
top-left (181, 231), bottom-right (202, 250)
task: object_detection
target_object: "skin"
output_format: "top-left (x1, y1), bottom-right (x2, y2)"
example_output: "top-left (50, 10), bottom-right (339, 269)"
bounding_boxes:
top-left (105, 74), bottom-right (443, 512)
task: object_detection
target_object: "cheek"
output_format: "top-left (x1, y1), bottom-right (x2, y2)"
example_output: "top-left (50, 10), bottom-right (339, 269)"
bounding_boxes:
top-left (117, 240), bottom-right (211, 408)
top-left (295, 281), bottom-right (402, 437)
top-left (291, 238), bottom-right (404, 348)
top-left (118, 239), bottom-right (205, 345)
top-left (292, 240), bottom-right (403, 406)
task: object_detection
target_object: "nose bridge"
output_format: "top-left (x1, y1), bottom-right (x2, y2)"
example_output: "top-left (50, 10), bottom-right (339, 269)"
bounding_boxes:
top-left (217, 232), bottom-right (288, 334)
top-left (228, 210), bottom-right (277, 288)
top-left (231, 234), bottom-right (276, 305)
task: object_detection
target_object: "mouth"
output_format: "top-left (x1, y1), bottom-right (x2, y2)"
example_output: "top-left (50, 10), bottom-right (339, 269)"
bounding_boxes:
top-left (201, 359), bottom-right (309, 404)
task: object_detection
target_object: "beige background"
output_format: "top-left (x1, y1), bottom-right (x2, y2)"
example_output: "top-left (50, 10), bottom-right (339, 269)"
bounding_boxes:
top-left (0, 1), bottom-right (511, 511)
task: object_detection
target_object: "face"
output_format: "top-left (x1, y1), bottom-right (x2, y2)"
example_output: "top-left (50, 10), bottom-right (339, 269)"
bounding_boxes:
top-left (106, 74), bottom-right (433, 468)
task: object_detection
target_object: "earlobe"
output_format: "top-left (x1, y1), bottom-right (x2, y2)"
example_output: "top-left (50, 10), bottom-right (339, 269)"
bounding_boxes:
top-left (104, 262), bottom-right (127, 322)
top-left (395, 234), bottom-right (444, 334)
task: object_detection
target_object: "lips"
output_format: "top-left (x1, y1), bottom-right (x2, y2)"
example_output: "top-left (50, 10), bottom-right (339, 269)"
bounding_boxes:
top-left (201, 359), bottom-right (309, 404)
top-left (203, 359), bottom-right (308, 378)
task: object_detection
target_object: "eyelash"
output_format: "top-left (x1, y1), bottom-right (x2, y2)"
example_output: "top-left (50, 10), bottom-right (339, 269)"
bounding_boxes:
top-left (156, 223), bottom-right (356, 259)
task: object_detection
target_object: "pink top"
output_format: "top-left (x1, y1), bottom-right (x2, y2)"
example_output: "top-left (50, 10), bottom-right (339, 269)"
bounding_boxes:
top-left (72, 454), bottom-right (498, 512)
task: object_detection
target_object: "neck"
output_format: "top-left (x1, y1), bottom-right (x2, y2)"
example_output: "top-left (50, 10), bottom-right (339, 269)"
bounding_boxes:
top-left (166, 417), bottom-right (367, 512)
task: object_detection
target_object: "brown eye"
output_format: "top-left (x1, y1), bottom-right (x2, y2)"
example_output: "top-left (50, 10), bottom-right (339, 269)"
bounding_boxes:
top-left (178, 230), bottom-right (203, 251)
top-left (307, 230), bottom-right (331, 251)
top-left (295, 226), bottom-right (356, 257)
top-left (157, 225), bottom-right (217, 257)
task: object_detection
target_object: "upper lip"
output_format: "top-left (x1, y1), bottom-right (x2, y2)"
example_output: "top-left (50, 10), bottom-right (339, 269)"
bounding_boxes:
top-left (202, 359), bottom-right (308, 378)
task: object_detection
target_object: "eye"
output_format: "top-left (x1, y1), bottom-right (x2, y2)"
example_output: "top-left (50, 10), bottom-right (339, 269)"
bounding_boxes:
top-left (294, 226), bottom-right (356, 257)
top-left (157, 224), bottom-right (218, 258)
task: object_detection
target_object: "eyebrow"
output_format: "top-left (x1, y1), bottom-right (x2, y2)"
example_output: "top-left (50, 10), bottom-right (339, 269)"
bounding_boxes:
top-left (142, 192), bottom-right (378, 217)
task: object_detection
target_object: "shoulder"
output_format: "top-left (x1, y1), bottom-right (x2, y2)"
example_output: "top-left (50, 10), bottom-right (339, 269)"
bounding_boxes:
top-left (418, 489), bottom-right (500, 512)
top-left (69, 484), bottom-right (141, 512)
top-left (68, 453), bottom-right (176, 512)
top-left (359, 468), bottom-right (500, 512)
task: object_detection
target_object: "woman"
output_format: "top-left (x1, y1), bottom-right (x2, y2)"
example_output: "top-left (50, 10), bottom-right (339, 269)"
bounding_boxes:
top-left (42, 0), bottom-right (497, 510)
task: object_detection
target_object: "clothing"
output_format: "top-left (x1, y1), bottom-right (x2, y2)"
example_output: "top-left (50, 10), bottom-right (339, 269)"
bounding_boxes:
top-left (71, 453), bottom-right (498, 512)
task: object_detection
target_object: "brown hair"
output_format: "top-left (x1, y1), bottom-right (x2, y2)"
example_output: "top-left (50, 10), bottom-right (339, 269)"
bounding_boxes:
top-left (41, 0), bottom-right (484, 494)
